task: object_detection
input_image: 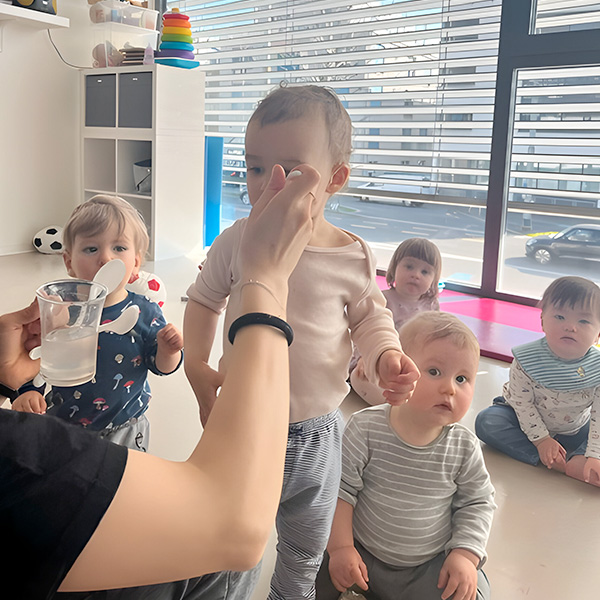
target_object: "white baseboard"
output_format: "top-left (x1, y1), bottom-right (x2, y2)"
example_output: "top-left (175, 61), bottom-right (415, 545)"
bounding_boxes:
top-left (0, 244), bottom-right (35, 256)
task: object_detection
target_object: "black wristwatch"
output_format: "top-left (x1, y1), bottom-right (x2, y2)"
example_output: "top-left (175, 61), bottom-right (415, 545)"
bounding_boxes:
top-left (0, 381), bottom-right (19, 403)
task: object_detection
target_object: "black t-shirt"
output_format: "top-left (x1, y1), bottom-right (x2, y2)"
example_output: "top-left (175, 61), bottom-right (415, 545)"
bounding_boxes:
top-left (0, 408), bottom-right (127, 599)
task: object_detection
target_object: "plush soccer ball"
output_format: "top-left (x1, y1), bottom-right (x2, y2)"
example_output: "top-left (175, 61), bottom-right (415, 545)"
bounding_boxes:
top-left (32, 226), bottom-right (64, 254)
top-left (126, 271), bottom-right (167, 307)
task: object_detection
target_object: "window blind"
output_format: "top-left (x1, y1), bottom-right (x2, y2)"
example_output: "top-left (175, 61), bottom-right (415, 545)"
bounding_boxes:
top-left (535, 0), bottom-right (600, 33)
top-left (165, 0), bottom-right (502, 206)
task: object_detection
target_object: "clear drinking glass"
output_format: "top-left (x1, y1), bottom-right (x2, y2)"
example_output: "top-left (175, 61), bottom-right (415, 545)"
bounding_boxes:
top-left (36, 279), bottom-right (108, 387)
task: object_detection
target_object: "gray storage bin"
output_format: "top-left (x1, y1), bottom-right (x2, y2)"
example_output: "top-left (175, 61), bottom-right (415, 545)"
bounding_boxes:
top-left (85, 74), bottom-right (116, 127)
top-left (119, 72), bottom-right (153, 128)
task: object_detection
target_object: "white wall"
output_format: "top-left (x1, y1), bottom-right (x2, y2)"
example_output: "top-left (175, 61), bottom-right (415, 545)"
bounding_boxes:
top-left (0, 1), bottom-right (98, 255)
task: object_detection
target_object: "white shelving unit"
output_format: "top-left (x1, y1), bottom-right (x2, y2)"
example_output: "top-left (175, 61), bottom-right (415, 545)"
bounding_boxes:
top-left (0, 3), bottom-right (69, 27)
top-left (81, 64), bottom-right (205, 261)
top-left (0, 3), bottom-right (69, 52)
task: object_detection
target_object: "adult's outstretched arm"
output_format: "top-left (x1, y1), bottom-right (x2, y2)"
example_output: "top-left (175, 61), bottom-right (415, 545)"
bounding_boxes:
top-left (59, 164), bottom-right (320, 591)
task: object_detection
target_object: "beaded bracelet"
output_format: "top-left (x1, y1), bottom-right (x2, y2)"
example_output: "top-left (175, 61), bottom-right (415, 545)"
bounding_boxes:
top-left (239, 280), bottom-right (286, 312)
top-left (228, 312), bottom-right (294, 346)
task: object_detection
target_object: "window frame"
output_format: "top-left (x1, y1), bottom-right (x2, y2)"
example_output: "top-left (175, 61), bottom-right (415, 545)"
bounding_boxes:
top-left (481, 0), bottom-right (600, 305)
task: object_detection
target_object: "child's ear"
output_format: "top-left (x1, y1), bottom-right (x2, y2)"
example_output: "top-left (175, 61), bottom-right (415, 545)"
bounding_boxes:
top-left (326, 163), bottom-right (351, 194)
top-left (63, 251), bottom-right (76, 277)
top-left (128, 255), bottom-right (142, 284)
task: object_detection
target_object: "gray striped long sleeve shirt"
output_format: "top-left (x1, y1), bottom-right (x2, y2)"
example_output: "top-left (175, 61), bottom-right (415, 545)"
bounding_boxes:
top-left (339, 405), bottom-right (495, 568)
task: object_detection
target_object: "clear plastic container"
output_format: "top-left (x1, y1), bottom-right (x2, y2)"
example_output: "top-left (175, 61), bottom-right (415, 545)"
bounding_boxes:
top-left (91, 24), bottom-right (159, 68)
top-left (90, 0), bottom-right (158, 31)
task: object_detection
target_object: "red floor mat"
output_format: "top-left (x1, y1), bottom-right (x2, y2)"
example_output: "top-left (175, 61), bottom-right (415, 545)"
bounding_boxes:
top-left (376, 276), bottom-right (542, 362)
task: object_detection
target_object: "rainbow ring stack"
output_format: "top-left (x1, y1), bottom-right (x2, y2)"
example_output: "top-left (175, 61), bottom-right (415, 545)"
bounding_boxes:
top-left (154, 8), bottom-right (199, 69)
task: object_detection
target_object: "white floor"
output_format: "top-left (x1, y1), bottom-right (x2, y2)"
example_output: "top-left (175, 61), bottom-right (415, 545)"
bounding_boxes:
top-left (2, 251), bottom-right (599, 599)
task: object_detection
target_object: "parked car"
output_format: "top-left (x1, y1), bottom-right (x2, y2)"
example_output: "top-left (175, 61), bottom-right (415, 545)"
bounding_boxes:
top-left (355, 181), bottom-right (424, 207)
top-left (353, 173), bottom-right (431, 207)
top-left (240, 185), bottom-right (250, 204)
top-left (525, 224), bottom-right (600, 264)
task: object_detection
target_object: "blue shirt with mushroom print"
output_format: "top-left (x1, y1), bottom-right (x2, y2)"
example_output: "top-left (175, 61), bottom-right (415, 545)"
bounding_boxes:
top-left (24, 291), bottom-right (181, 430)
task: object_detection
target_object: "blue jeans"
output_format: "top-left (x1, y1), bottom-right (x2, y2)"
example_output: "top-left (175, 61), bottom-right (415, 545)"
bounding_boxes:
top-left (475, 398), bottom-right (589, 466)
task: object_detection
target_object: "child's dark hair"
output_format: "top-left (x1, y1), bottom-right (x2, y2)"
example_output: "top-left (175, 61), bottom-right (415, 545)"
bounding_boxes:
top-left (63, 195), bottom-right (149, 259)
top-left (248, 84), bottom-right (353, 165)
top-left (540, 276), bottom-right (600, 319)
top-left (386, 238), bottom-right (442, 300)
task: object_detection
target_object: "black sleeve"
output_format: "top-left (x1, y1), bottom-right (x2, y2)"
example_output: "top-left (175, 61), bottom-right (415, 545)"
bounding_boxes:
top-left (0, 409), bottom-right (128, 600)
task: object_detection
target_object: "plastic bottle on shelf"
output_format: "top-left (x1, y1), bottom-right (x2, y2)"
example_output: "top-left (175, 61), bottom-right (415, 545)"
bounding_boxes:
top-left (143, 43), bottom-right (155, 65)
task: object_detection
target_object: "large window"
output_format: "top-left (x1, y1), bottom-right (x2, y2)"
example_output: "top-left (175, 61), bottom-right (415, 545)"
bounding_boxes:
top-left (535, 0), bottom-right (600, 33)
top-left (166, 0), bottom-right (503, 289)
top-left (497, 65), bottom-right (600, 297)
top-left (165, 0), bottom-right (600, 302)
top-left (483, 0), bottom-right (600, 299)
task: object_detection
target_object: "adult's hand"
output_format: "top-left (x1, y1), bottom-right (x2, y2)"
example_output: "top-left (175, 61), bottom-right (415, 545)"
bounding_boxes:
top-left (239, 164), bottom-right (320, 302)
top-left (0, 301), bottom-right (41, 390)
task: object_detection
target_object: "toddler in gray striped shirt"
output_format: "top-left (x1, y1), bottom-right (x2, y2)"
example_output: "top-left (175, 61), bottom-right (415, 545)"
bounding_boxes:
top-left (317, 312), bottom-right (495, 600)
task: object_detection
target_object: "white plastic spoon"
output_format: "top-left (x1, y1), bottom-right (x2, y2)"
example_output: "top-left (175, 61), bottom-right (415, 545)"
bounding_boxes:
top-left (93, 259), bottom-right (126, 296)
top-left (98, 305), bottom-right (140, 335)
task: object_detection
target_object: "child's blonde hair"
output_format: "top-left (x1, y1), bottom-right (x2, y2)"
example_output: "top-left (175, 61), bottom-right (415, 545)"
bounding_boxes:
top-left (248, 84), bottom-right (353, 165)
top-left (540, 276), bottom-right (600, 319)
top-left (386, 238), bottom-right (442, 300)
top-left (63, 195), bottom-right (149, 259)
top-left (400, 311), bottom-right (479, 360)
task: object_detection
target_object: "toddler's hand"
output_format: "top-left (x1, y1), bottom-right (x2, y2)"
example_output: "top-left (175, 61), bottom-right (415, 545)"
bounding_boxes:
top-left (377, 349), bottom-right (420, 405)
top-left (583, 457), bottom-right (600, 486)
top-left (438, 548), bottom-right (479, 600)
top-left (534, 436), bottom-right (566, 469)
top-left (12, 390), bottom-right (47, 414)
top-left (328, 546), bottom-right (369, 593)
top-left (157, 323), bottom-right (184, 355)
